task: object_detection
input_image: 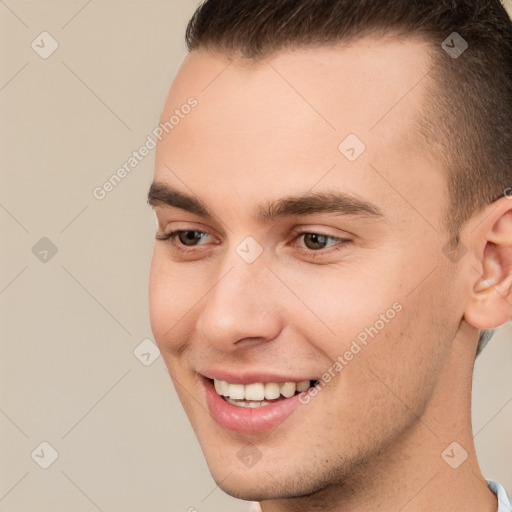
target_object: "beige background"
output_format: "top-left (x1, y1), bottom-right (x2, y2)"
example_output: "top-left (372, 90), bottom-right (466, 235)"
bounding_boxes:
top-left (0, 1), bottom-right (511, 511)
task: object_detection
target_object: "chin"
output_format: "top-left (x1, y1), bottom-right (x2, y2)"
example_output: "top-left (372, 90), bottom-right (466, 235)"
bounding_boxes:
top-left (214, 475), bottom-right (293, 502)
top-left (205, 457), bottom-right (284, 500)
top-left (206, 456), bottom-right (331, 502)
top-left (216, 477), bottom-right (339, 504)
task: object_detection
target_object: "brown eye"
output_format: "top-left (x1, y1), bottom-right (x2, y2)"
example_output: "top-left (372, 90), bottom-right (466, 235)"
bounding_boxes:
top-left (302, 233), bottom-right (331, 250)
top-left (176, 230), bottom-right (207, 246)
top-left (292, 231), bottom-right (352, 259)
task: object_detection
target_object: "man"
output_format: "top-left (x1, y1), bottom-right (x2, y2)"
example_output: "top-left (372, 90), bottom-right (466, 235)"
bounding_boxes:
top-left (147, 0), bottom-right (512, 510)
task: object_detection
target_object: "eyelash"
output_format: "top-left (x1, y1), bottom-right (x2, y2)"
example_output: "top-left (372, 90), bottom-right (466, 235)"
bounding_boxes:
top-left (155, 228), bottom-right (352, 259)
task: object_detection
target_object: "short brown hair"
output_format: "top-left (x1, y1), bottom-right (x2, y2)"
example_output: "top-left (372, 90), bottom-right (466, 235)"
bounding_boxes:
top-left (185, 0), bottom-right (512, 241)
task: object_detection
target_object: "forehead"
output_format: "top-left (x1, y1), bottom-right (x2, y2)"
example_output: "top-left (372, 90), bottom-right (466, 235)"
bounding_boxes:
top-left (153, 37), bottom-right (443, 224)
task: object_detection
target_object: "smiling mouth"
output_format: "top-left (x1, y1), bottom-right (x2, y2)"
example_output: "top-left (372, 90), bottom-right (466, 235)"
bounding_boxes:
top-left (210, 378), bottom-right (321, 408)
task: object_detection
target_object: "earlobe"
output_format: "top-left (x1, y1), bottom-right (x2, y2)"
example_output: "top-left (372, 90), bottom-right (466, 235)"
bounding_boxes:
top-left (464, 201), bottom-right (512, 330)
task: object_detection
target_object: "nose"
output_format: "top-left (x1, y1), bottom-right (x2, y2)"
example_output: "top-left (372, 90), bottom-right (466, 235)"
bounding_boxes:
top-left (196, 259), bottom-right (283, 352)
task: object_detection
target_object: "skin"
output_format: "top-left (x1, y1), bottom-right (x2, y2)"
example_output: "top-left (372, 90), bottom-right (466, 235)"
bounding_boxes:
top-left (148, 35), bottom-right (512, 511)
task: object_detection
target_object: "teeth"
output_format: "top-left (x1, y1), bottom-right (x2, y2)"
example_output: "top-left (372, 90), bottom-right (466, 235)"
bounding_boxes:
top-left (214, 379), bottom-right (228, 396)
top-left (296, 380), bottom-right (310, 392)
top-left (280, 381), bottom-right (296, 398)
top-left (213, 378), bottom-right (313, 401)
top-left (225, 397), bottom-right (273, 408)
top-left (228, 383), bottom-right (245, 400)
top-left (245, 383), bottom-right (265, 401)
top-left (264, 382), bottom-right (281, 400)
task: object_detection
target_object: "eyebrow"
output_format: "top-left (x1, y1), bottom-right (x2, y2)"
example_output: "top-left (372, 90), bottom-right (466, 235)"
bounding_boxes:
top-left (147, 181), bottom-right (383, 221)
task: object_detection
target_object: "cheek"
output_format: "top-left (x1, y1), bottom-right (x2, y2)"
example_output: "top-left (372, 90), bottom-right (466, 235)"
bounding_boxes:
top-left (148, 249), bottom-right (201, 351)
top-left (284, 253), bottom-right (444, 400)
top-left (348, 277), bottom-right (454, 421)
top-left (276, 260), bottom-right (403, 352)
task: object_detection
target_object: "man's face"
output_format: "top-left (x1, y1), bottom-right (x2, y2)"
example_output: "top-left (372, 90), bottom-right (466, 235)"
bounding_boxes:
top-left (149, 37), bottom-right (467, 500)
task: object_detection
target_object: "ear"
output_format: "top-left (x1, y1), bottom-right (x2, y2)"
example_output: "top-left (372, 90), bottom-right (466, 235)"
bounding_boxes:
top-left (463, 197), bottom-right (512, 330)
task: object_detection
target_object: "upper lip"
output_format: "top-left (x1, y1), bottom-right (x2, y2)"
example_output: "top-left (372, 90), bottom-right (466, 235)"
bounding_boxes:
top-left (199, 369), bottom-right (318, 385)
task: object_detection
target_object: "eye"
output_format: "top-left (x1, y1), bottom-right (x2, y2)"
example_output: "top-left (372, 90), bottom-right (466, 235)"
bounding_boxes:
top-left (174, 230), bottom-right (209, 246)
top-left (155, 227), bottom-right (352, 259)
top-left (292, 230), bottom-right (351, 254)
top-left (299, 232), bottom-right (339, 250)
top-left (155, 229), bottom-right (215, 249)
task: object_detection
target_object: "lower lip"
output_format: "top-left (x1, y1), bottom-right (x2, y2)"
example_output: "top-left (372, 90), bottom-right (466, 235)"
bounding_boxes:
top-left (202, 377), bottom-right (305, 434)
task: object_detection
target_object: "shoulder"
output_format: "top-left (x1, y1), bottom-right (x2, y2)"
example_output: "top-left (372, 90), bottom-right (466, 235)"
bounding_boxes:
top-left (487, 480), bottom-right (512, 512)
